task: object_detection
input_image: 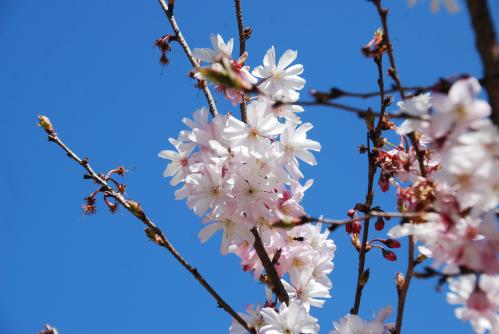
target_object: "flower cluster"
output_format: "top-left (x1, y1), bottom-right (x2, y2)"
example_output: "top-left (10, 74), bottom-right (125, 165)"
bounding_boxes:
top-left (378, 77), bottom-right (499, 333)
top-left (329, 306), bottom-right (394, 334)
top-left (408, 0), bottom-right (460, 13)
top-left (161, 34), bottom-right (335, 334)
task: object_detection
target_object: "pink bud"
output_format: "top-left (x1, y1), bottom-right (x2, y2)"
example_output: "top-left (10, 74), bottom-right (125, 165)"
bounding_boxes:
top-left (378, 174), bottom-right (390, 192)
top-left (383, 239), bottom-right (401, 248)
top-left (347, 209), bottom-right (355, 218)
top-left (346, 220), bottom-right (361, 234)
top-left (375, 216), bottom-right (385, 230)
top-left (382, 249), bottom-right (397, 261)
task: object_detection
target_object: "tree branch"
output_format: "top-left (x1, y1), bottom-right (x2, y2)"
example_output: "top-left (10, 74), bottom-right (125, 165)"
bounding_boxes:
top-left (250, 227), bottom-right (289, 305)
top-left (234, 0), bottom-right (248, 123)
top-left (158, 0), bottom-right (219, 117)
top-left (464, 0), bottom-right (499, 126)
top-left (292, 101), bottom-right (429, 121)
top-left (395, 236), bottom-right (415, 334)
top-left (370, 1), bottom-right (425, 332)
top-left (37, 116), bottom-right (254, 334)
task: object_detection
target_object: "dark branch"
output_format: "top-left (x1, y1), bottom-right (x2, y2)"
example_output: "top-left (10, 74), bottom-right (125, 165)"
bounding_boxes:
top-left (158, 0), bottom-right (218, 117)
top-left (37, 116), bottom-right (254, 334)
top-left (234, 0), bottom-right (248, 123)
top-left (250, 227), bottom-right (289, 305)
top-left (464, 0), bottom-right (499, 126)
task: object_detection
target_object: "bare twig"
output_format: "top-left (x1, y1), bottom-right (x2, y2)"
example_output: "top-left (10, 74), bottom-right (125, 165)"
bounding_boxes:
top-left (464, 0), bottom-right (499, 126)
top-left (351, 56), bottom-right (386, 315)
top-left (250, 227), bottom-right (289, 305)
top-left (293, 101), bottom-right (429, 121)
top-left (37, 116), bottom-right (254, 334)
top-left (158, 0), bottom-right (218, 117)
top-left (370, 1), bottom-right (426, 332)
top-left (302, 210), bottom-right (422, 227)
top-left (314, 85), bottom-right (428, 100)
top-left (395, 236), bottom-right (415, 334)
top-left (234, 0), bottom-right (248, 123)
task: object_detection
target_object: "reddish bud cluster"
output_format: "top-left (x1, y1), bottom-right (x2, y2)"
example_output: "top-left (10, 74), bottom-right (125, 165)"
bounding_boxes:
top-left (154, 34), bottom-right (176, 65)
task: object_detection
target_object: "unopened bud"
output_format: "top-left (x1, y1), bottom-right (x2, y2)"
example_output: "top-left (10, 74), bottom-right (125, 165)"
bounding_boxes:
top-left (347, 209), bottom-right (355, 218)
top-left (395, 272), bottom-right (405, 293)
top-left (375, 216), bottom-right (385, 230)
top-left (126, 200), bottom-right (145, 219)
top-left (37, 115), bottom-right (54, 134)
top-left (346, 220), bottom-right (361, 234)
top-left (382, 248), bottom-right (397, 261)
top-left (382, 238), bottom-right (401, 248)
top-left (145, 227), bottom-right (163, 245)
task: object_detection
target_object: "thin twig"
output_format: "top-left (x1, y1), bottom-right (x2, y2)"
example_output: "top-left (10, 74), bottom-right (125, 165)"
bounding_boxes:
top-left (312, 85), bottom-right (429, 100)
top-left (38, 116), bottom-right (254, 334)
top-left (294, 101), bottom-right (429, 120)
top-left (302, 210), bottom-right (423, 227)
top-left (395, 236), bottom-right (415, 334)
top-left (233, 0), bottom-right (248, 123)
top-left (351, 55), bottom-right (387, 315)
top-left (250, 227), bottom-right (289, 305)
top-left (371, 1), bottom-right (425, 332)
top-left (158, 0), bottom-right (218, 117)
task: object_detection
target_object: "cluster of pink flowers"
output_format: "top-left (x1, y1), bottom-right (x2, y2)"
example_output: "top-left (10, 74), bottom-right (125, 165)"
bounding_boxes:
top-left (160, 34), bottom-right (336, 333)
top-left (374, 77), bottom-right (499, 333)
top-left (160, 31), bottom-right (498, 334)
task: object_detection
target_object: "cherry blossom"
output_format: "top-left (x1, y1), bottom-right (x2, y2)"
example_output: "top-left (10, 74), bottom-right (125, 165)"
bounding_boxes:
top-left (260, 300), bottom-right (319, 334)
top-left (329, 306), bottom-right (394, 334)
top-left (447, 274), bottom-right (499, 334)
top-left (252, 46), bottom-right (306, 102)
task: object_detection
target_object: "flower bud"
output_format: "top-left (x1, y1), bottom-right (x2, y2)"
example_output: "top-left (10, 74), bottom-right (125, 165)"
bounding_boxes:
top-left (382, 238), bottom-right (401, 248)
top-left (395, 272), bottom-right (405, 292)
top-left (346, 220), bottom-right (361, 234)
top-left (382, 248), bottom-right (397, 261)
top-left (375, 216), bottom-right (385, 230)
top-left (37, 115), bottom-right (54, 134)
top-left (126, 200), bottom-right (145, 220)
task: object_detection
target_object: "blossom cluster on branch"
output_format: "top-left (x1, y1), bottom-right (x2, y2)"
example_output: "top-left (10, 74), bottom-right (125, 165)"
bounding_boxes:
top-left (376, 77), bottom-right (499, 334)
top-left (160, 34), bottom-right (337, 334)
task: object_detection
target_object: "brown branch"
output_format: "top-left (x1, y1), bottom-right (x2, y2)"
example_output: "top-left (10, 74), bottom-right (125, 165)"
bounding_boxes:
top-left (302, 210), bottom-right (422, 227)
top-left (464, 0), bottom-right (499, 126)
top-left (351, 57), bottom-right (386, 315)
top-left (157, 0), bottom-right (218, 117)
top-left (293, 101), bottom-right (429, 121)
top-left (371, 1), bottom-right (425, 332)
top-left (395, 236), bottom-right (415, 334)
top-left (37, 116), bottom-right (254, 334)
top-left (313, 85), bottom-right (428, 100)
top-left (250, 227), bottom-right (289, 305)
top-left (234, 0), bottom-right (248, 123)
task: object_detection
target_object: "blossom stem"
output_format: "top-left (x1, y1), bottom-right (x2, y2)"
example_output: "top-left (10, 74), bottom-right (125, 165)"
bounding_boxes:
top-left (157, 0), bottom-right (219, 117)
top-left (250, 227), bottom-right (290, 305)
top-left (464, 0), bottom-right (499, 126)
top-left (233, 0), bottom-right (248, 123)
top-left (39, 117), bottom-right (255, 334)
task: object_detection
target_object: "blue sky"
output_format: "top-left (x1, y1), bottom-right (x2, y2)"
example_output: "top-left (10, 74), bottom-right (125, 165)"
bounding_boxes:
top-left (1, 0), bottom-right (498, 333)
